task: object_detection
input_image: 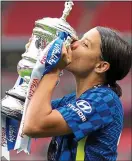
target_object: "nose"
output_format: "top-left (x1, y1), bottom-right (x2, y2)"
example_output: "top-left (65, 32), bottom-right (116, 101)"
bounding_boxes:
top-left (71, 40), bottom-right (80, 50)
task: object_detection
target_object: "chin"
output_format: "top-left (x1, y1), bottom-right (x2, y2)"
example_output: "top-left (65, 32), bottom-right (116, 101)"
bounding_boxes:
top-left (65, 64), bottom-right (72, 71)
top-left (65, 65), bottom-right (76, 75)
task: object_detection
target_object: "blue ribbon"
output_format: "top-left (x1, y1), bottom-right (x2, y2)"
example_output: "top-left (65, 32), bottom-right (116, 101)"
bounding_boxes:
top-left (5, 32), bottom-right (70, 151)
top-left (6, 117), bottom-right (19, 151)
top-left (5, 77), bottom-right (22, 151)
top-left (43, 32), bottom-right (70, 75)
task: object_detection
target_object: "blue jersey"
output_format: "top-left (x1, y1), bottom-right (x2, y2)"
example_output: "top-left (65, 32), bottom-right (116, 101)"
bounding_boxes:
top-left (47, 86), bottom-right (123, 161)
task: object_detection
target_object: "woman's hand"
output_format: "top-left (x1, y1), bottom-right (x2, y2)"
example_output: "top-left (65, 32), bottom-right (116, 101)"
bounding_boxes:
top-left (55, 43), bottom-right (72, 70)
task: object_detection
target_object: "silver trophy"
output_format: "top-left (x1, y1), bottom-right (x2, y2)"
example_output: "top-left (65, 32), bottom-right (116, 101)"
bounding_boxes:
top-left (2, 1), bottom-right (78, 121)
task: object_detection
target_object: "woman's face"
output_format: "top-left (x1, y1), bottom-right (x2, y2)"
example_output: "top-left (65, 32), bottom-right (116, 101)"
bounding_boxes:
top-left (66, 28), bottom-right (103, 76)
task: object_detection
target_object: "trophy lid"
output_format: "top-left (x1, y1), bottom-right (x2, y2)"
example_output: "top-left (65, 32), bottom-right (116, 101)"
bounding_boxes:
top-left (35, 1), bottom-right (78, 40)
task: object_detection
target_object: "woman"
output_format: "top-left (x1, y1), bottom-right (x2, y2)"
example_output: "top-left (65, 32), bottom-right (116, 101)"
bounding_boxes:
top-left (23, 27), bottom-right (131, 161)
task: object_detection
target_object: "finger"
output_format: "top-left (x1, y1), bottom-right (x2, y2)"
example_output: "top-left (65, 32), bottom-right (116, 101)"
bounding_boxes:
top-left (67, 45), bottom-right (72, 54)
top-left (62, 43), bottom-right (67, 56)
top-left (66, 45), bottom-right (72, 63)
top-left (61, 44), bottom-right (72, 65)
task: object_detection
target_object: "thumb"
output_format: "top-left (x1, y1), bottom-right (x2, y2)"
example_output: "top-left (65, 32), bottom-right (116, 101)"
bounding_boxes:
top-left (62, 44), bottom-right (72, 65)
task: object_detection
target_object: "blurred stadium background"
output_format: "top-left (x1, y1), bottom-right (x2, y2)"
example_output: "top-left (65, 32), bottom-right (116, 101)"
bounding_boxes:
top-left (1, 1), bottom-right (131, 161)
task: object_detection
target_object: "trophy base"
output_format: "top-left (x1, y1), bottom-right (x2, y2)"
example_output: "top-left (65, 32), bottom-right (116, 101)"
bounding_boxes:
top-left (2, 95), bottom-right (23, 121)
top-left (2, 106), bottom-right (22, 121)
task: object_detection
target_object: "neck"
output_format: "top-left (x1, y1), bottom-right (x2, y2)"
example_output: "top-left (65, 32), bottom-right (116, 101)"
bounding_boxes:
top-left (74, 73), bottom-right (104, 98)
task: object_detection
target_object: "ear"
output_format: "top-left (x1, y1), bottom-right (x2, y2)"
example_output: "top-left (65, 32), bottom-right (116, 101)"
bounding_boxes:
top-left (94, 61), bottom-right (110, 73)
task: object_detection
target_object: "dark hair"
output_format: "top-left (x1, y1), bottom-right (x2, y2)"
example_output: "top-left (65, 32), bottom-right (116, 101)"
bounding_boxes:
top-left (96, 26), bottom-right (132, 97)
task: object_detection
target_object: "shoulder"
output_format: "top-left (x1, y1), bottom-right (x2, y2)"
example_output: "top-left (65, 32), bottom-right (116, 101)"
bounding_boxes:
top-left (63, 92), bottom-right (76, 100)
top-left (79, 86), bottom-right (122, 115)
top-left (60, 92), bottom-right (76, 104)
top-left (51, 92), bottom-right (75, 109)
top-left (86, 85), bottom-right (121, 102)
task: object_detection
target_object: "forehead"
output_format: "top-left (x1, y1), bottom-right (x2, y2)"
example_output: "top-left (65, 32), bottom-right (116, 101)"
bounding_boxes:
top-left (82, 28), bottom-right (101, 46)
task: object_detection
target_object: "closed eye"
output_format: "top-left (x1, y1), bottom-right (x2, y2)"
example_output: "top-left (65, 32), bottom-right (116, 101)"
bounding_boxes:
top-left (82, 42), bottom-right (88, 48)
top-left (81, 37), bottom-right (92, 48)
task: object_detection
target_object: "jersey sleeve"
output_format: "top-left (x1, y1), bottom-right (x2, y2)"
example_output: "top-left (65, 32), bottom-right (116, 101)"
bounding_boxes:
top-left (51, 98), bottom-right (63, 110)
top-left (51, 92), bottom-right (75, 110)
top-left (57, 90), bottom-right (115, 141)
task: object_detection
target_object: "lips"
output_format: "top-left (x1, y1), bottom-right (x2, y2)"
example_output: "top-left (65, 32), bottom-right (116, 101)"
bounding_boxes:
top-left (71, 40), bottom-right (79, 50)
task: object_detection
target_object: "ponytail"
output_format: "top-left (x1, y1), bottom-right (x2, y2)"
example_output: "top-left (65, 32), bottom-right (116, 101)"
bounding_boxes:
top-left (96, 26), bottom-right (131, 98)
top-left (108, 81), bottom-right (122, 97)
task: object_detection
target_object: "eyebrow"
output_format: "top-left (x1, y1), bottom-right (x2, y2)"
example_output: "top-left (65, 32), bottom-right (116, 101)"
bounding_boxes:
top-left (85, 38), bottom-right (92, 44)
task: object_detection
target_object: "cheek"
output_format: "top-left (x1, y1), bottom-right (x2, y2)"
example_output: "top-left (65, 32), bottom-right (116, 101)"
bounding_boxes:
top-left (66, 52), bottom-right (96, 73)
top-left (78, 57), bottom-right (95, 71)
top-left (72, 48), bottom-right (96, 67)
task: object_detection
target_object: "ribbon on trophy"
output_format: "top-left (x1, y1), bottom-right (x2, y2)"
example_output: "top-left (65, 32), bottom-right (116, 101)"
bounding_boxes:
top-left (1, 76), bottom-right (23, 160)
top-left (1, 34), bottom-right (39, 159)
top-left (6, 118), bottom-right (19, 151)
top-left (14, 32), bottom-right (71, 154)
top-left (2, 115), bottom-right (10, 160)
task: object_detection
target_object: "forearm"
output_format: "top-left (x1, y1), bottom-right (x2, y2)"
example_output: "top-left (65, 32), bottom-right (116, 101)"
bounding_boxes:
top-left (23, 69), bottom-right (60, 134)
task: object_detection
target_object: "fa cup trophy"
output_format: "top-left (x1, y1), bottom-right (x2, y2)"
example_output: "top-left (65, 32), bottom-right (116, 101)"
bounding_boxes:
top-left (1, 1), bottom-right (78, 159)
top-left (2, 1), bottom-right (78, 120)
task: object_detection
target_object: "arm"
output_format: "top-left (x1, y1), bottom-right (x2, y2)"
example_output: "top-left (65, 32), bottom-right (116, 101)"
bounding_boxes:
top-left (23, 72), bottom-right (72, 138)
top-left (23, 70), bottom-right (114, 141)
